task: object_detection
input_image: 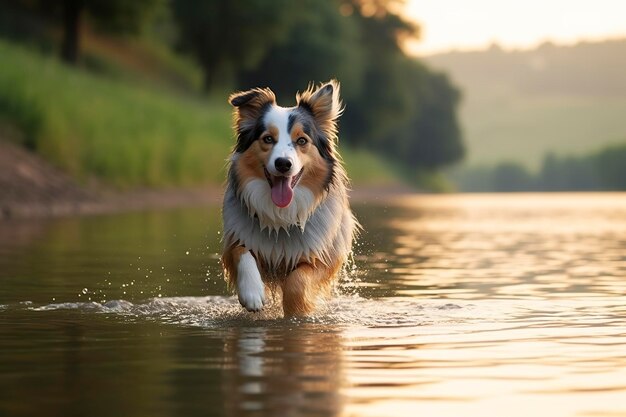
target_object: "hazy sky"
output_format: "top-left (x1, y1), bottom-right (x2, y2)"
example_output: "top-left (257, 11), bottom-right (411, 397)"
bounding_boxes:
top-left (403, 0), bottom-right (626, 55)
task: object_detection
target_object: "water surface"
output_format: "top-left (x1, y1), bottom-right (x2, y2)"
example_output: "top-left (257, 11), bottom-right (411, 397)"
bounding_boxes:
top-left (1, 193), bottom-right (625, 417)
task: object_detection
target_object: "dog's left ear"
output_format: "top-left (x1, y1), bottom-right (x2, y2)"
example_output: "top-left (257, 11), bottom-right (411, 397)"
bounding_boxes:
top-left (297, 80), bottom-right (343, 138)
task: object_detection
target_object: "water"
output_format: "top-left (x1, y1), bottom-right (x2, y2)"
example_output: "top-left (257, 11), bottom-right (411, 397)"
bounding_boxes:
top-left (1, 193), bottom-right (625, 417)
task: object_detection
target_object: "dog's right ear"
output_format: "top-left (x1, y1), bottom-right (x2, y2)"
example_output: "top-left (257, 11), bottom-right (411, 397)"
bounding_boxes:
top-left (228, 88), bottom-right (276, 134)
top-left (229, 89), bottom-right (270, 107)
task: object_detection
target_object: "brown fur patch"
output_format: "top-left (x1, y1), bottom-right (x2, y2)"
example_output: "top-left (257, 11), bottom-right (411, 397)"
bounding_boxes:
top-left (266, 126), bottom-right (279, 144)
top-left (281, 259), bottom-right (342, 317)
top-left (289, 122), bottom-right (330, 198)
top-left (235, 141), bottom-right (267, 188)
top-left (221, 245), bottom-right (248, 289)
top-left (296, 80), bottom-right (342, 142)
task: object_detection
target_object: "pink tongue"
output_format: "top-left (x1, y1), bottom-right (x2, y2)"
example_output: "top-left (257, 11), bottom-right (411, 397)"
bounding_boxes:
top-left (271, 177), bottom-right (293, 208)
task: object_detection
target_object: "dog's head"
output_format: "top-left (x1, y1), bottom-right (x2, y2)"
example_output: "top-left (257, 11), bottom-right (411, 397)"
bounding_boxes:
top-left (229, 80), bottom-right (343, 210)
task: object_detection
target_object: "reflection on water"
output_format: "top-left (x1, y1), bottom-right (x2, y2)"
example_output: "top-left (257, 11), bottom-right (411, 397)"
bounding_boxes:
top-left (0, 194), bottom-right (625, 417)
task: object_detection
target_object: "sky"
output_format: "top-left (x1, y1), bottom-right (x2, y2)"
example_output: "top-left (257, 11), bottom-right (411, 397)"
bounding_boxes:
top-left (402, 0), bottom-right (626, 55)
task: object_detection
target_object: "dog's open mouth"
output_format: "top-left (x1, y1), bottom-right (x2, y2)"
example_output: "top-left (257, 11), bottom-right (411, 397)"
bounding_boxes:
top-left (264, 166), bottom-right (304, 208)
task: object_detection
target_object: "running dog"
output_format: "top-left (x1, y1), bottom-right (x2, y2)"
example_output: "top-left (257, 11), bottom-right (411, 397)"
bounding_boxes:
top-left (221, 80), bottom-right (357, 316)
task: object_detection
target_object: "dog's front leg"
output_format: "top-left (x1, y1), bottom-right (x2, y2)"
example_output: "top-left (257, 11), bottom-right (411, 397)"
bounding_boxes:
top-left (282, 261), bottom-right (341, 317)
top-left (224, 246), bottom-right (266, 312)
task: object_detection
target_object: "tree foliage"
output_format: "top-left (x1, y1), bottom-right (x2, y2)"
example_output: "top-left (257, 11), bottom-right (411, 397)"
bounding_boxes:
top-left (1, 0), bottom-right (162, 63)
top-left (452, 142), bottom-right (626, 192)
top-left (171, 0), bottom-right (293, 91)
top-left (594, 143), bottom-right (626, 189)
top-left (177, 0), bottom-right (465, 173)
top-left (4, 0), bottom-right (467, 174)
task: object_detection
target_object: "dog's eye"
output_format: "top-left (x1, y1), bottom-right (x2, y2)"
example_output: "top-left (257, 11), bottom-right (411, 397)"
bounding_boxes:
top-left (296, 137), bottom-right (307, 146)
top-left (262, 136), bottom-right (274, 144)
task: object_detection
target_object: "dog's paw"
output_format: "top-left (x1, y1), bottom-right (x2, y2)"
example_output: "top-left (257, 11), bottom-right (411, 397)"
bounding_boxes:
top-left (237, 252), bottom-right (266, 312)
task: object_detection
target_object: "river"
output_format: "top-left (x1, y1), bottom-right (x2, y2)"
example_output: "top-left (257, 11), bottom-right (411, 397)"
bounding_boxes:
top-left (1, 193), bottom-right (625, 417)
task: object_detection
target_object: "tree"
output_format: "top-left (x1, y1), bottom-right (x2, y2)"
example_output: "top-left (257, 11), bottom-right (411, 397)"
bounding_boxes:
top-left (492, 162), bottom-right (534, 192)
top-left (63, 0), bottom-right (162, 64)
top-left (171, 0), bottom-right (293, 92)
top-left (390, 64), bottom-right (464, 169)
top-left (236, 0), bottom-right (364, 104)
top-left (594, 143), bottom-right (626, 190)
top-left (341, 4), bottom-right (419, 146)
top-left (60, 0), bottom-right (82, 63)
top-left (3, 0), bottom-right (162, 64)
top-left (172, 0), bottom-right (466, 174)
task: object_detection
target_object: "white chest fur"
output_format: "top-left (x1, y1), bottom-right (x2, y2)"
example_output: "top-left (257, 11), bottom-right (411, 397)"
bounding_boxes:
top-left (223, 182), bottom-right (354, 272)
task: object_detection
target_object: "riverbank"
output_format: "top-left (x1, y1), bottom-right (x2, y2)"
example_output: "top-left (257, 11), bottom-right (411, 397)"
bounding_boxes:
top-left (0, 140), bottom-right (413, 220)
top-left (0, 139), bottom-right (219, 219)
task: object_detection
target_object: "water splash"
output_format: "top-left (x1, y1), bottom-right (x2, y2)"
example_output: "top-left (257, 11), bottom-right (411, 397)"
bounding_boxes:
top-left (22, 295), bottom-right (473, 329)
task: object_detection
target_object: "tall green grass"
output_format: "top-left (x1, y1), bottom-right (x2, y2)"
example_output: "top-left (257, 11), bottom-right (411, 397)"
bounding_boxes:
top-left (0, 39), bottom-right (232, 187)
top-left (0, 39), bottom-right (402, 189)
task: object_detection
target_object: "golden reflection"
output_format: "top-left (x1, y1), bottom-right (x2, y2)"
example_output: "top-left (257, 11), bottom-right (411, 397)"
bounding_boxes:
top-left (2, 195), bottom-right (625, 417)
top-left (358, 193), bottom-right (626, 300)
top-left (340, 193), bottom-right (626, 416)
top-left (222, 325), bottom-right (345, 416)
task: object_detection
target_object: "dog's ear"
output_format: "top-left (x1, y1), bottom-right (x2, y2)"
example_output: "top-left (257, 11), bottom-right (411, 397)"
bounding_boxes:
top-left (228, 88), bottom-right (276, 137)
top-left (229, 88), bottom-right (274, 108)
top-left (296, 80), bottom-right (343, 139)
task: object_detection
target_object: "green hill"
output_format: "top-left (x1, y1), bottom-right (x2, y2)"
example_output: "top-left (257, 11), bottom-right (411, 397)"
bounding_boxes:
top-left (0, 39), bottom-right (399, 189)
top-left (425, 39), bottom-right (626, 169)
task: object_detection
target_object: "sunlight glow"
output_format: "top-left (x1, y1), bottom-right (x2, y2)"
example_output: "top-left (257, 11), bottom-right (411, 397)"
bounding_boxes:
top-left (403, 0), bottom-right (626, 55)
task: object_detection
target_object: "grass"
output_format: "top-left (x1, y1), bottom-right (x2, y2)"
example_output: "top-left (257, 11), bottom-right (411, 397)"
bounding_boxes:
top-left (80, 30), bottom-right (204, 93)
top-left (0, 39), bottom-right (401, 189)
top-left (0, 39), bottom-right (231, 187)
top-left (340, 149), bottom-right (400, 186)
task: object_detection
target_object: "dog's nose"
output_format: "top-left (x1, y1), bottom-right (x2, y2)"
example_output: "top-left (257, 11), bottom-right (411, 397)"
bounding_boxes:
top-left (274, 157), bottom-right (292, 174)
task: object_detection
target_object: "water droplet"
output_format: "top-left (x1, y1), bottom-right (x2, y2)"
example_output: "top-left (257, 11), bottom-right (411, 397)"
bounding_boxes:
top-left (82, 288), bottom-right (88, 294)
top-left (185, 251), bottom-right (190, 255)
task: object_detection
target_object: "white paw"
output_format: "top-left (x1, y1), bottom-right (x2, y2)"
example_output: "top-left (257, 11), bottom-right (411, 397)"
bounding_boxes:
top-left (237, 252), bottom-right (265, 312)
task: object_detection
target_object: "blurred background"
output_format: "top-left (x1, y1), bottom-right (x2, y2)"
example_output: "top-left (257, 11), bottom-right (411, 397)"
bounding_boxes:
top-left (0, 0), bottom-right (625, 202)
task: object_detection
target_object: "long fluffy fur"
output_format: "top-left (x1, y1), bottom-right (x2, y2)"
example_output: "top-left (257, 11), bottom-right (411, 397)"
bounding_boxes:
top-left (222, 80), bottom-right (357, 316)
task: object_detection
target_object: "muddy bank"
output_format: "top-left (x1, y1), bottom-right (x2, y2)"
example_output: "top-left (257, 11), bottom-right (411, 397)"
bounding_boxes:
top-left (0, 140), bottom-right (222, 219)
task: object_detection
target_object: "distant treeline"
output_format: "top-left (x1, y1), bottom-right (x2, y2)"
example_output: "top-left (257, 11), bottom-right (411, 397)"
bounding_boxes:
top-left (0, 0), bottom-right (465, 176)
top-left (452, 142), bottom-right (626, 192)
top-left (427, 39), bottom-right (626, 98)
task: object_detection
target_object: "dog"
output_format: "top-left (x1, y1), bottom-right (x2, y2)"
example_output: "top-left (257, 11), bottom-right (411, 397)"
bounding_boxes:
top-left (221, 80), bottom-right (357, 317)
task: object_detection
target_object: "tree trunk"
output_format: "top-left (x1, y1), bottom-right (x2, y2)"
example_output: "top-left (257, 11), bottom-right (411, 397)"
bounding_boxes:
top-left (61, 0), bottom-right (84, 64)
